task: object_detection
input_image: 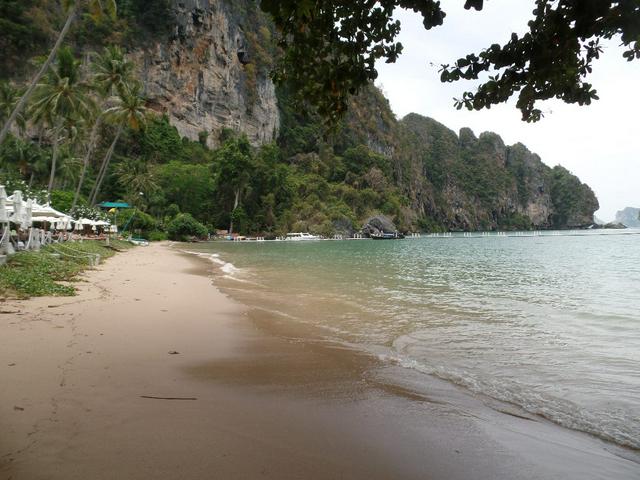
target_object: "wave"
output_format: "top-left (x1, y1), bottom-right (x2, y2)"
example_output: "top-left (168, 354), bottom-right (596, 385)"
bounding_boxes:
top-left (377, 350), bottom-right (640, 451)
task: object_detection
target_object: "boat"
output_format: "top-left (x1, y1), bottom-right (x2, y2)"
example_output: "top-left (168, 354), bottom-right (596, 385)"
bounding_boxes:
top-left (129, 237), bottom-right (150, 246)
top-left (371, 232), bottom-right (405, 240)
top-left (285, 232), bottom-right (321, 241)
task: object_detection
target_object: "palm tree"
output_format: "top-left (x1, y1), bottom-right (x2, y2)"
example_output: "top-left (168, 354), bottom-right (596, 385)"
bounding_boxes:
top-left (72, 45), bottom-right (134, 209)
top-left (7, 138), bottom-right (38, 179)
top-left (92, 45), bottom-right (135, 97)
top-left (114, 158), bottom-right (159, 207)
top-left (29, 47), bottom-right (94, 193)
top-left (0, 0), bottom-right (117, 146)
top-left (90, 81), bottom-right (149, 205)
top-left (58, 147), bottom-right (83, 189)
top-left (0, 82), bottom-right (26, 137)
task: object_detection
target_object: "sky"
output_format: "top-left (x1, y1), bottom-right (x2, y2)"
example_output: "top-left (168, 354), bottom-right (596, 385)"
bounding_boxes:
top-left (374, 1), bottom-right (639, 222)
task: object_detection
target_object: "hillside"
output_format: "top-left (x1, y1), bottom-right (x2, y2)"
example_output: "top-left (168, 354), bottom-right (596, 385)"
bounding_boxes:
top-left (0, 0), bottom-right (599, 236)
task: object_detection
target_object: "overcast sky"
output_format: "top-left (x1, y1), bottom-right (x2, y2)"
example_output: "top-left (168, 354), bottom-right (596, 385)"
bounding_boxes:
top-left (375, 1), bottom-right (639, 222)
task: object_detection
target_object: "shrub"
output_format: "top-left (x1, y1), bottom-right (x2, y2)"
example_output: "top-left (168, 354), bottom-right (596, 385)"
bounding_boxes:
top-left (148, 230), bottom-right (168, 241)
top-left (50, 190), bottom-right (78, 214)
top-left (167, 213), bottom-right (208, 241)
top-left (117, 209), bottom-right (157, 234)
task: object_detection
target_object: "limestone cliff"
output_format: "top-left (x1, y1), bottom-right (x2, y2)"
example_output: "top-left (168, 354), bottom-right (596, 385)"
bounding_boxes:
top-left (395, 113), bottom-right (598, 230)
top-left (131, 0), bottom-right (279, 148)
top-left (334, 90), bottom-right (598, 231)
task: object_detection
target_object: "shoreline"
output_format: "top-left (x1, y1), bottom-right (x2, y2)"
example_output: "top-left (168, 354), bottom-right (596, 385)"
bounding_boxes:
top-left (1, 242), bottom-right (638, 479)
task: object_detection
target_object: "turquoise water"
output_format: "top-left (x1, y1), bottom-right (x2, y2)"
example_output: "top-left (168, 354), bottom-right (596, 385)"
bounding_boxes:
top-left (187, 230), bottom-right (640, 449)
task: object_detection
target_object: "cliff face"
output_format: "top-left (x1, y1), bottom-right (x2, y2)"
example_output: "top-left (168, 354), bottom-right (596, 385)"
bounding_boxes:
top-left (131, 0), bottom-right (279, 148)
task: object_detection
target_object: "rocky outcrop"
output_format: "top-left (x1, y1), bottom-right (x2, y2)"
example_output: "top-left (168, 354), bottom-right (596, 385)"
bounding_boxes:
top-left (131, 0), bottom-right (279, 148)
top-left (615, 207), bottom-right (640, 227)
top-left (362, 215), bottom-right (398, 235)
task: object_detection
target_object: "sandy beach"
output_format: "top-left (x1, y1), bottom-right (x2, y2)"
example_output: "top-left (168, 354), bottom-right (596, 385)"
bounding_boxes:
top-left (1, 242), bottom-right (639, 480)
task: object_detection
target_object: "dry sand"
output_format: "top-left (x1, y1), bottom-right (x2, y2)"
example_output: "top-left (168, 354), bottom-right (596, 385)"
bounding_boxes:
top-left (1, 242), bottom-right (638, 479)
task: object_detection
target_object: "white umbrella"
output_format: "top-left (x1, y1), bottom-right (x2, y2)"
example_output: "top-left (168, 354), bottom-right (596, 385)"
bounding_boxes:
top-left (32, 216), bottom-right (59, 223)
top-left (23, 199), bottom-right (33, 229)
top-left (31, 203), bottom-right (69, 219)
top-left (10, 191), bottom-right (23, 225)
top-left (93, 220), bottom-right (110, 226)
top-left (0, 186), bottom-right (8, 223)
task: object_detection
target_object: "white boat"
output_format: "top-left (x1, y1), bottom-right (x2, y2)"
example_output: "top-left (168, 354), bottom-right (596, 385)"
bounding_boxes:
top-left (285, 232), bottom-right (321, 241)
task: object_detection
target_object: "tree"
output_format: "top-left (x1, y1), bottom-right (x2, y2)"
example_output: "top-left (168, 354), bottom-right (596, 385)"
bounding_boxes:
top-left (72, 44), bottom-right (134, 209)
top-left (156, 161), bottom-right (215, 221)
top-left (212, 136), bottom-right (254, 234)
top-left (90, 80), bottom-right (148, 205)
top-left (167, 213), bottom-right (208, 241)
top-left (29, 47), bottom-right (94, 193)
top-left (0, 0), bottom-right (117, 146)
top-left (261, 1), bottom-right (640, 122)
top-left (114, 157), bottom-right (159, 206)
top-left (0, 82), bottom-right (26, 135)
top-left (0, 135), bottom-right (46, 184)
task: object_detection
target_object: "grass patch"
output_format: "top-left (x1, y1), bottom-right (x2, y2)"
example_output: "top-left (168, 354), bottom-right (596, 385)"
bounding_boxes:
top-left (0, 239), bottom-right (134, 299)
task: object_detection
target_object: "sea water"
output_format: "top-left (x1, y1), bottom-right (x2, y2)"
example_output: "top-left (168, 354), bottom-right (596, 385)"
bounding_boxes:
top-left (187, 230), bottom-right (640, 450)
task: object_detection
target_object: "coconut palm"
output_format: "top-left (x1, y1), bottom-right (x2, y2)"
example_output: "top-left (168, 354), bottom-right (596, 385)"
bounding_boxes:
top-left (92, 45), bottom-right (134, 97)
top-left (57, 147), bottom-right (83, 189)
top-left (0, 136), bottom-right (42, 184)
top-left (0, 0), bottom-right (117, 146)
top-left (72, 45), bottom-right (135, 209)
top-left (114, 157), bottom-right (159, 198)
top-left (0, 82), bottom-right (26, 137)
top-left (90, 80), bottom-right (149, 205)
top-left (29, 47), bottom-right (94, 193)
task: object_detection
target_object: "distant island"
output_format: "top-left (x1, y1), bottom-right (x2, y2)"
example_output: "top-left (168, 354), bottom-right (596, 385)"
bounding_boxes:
top-left (615, 207), bottom-right (640, 228)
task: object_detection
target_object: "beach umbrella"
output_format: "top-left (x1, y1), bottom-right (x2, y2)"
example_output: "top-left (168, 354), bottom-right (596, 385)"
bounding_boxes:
top-left (56, 217), bottom-right (73, 230)
top-left (23, 199), bottom-right (33, 229)
top-left (31, 203), bottom-right (69, 219)
top-left (0, 186), bottom-right (8, 223)
top-left (32, 216), bottom-right (59, 223)
top-left (10, 191), bottom-right (23, 225)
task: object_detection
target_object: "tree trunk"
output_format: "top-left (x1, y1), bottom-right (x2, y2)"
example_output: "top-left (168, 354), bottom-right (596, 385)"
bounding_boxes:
top-left (72, 114), bottom-right (102, 210)
top-left (0, 7), bottom-right (77, 146)
top-left (228, 188), bottom-right (240, 235)
top-left (47, 124), bottom-right (62, 194)
top-left (91, 124), bottom-right (123, 205)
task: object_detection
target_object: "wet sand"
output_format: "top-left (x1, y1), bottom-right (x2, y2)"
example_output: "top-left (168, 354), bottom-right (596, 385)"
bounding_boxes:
top-left (1, 242), bottom-right (638, 479)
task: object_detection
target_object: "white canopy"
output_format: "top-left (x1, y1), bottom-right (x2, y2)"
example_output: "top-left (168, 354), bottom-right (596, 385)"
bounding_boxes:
top-left (77, 218), bottom-right (97, 226)
top-left (1, 188), bottom-right (76, 229)
top-left (32, 216), bottom-right (59, 223)
top-left (31, 203), bottom-right (70, 219)
top-left (0, 186), bottom-right (8, 223)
